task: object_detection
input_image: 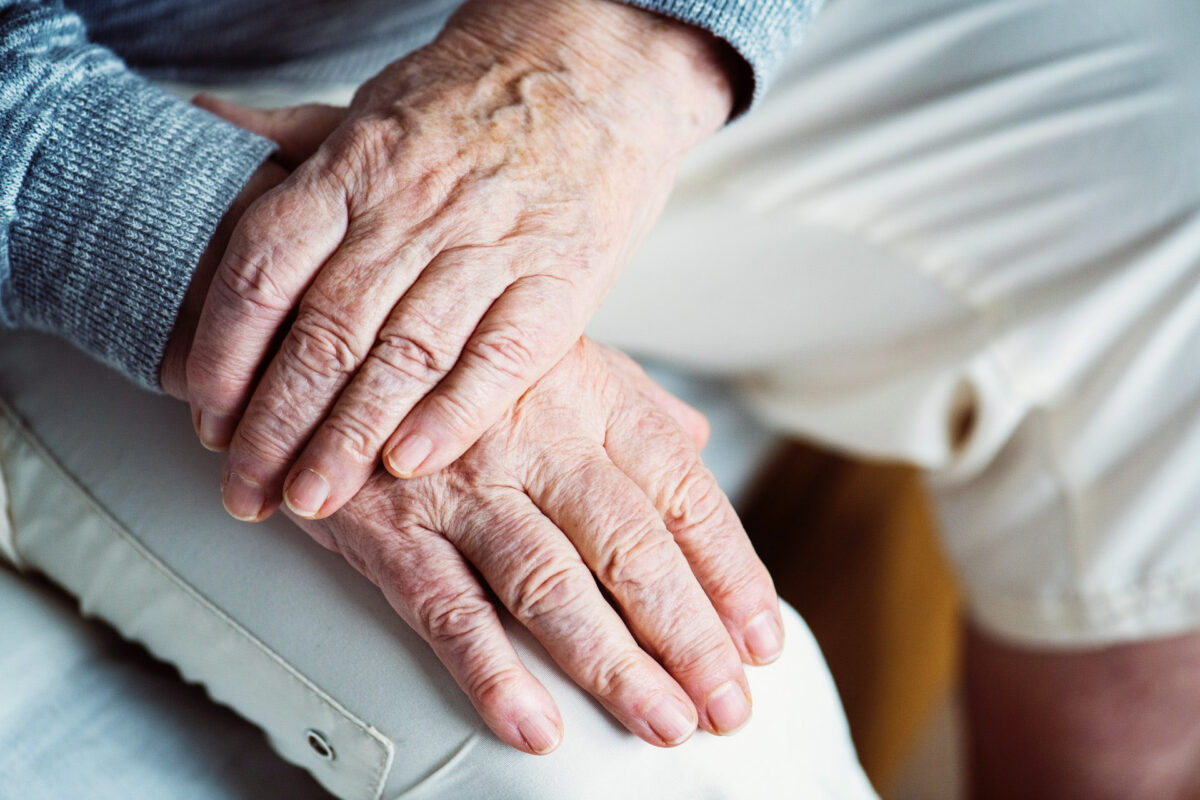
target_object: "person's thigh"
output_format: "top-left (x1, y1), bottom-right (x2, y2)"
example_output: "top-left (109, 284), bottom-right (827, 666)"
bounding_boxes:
top-left (599, 0), bottom-right (1200, 645)
top-left (0, 565), bottom-right (329, 800)
top-left (964, 625), bottom-right (1200, 800)
top-left (0, 331), bottom-right (876, 800)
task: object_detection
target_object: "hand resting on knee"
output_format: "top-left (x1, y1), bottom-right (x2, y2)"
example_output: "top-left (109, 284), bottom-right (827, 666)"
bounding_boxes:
top-left (161, 174), bottom-right (782, 755)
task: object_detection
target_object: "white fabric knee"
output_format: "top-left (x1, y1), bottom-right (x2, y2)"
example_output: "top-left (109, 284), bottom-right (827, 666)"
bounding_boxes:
top-left (0, 331), bottom-right (876, 800)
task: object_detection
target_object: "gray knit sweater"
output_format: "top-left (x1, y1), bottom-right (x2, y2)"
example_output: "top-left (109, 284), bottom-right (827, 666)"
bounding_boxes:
top-left (0, 0), bottom-right (820, 389)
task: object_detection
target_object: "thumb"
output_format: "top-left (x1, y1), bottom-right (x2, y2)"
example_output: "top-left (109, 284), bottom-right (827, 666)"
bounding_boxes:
top-left (193, 93), bottom-right (348, 168)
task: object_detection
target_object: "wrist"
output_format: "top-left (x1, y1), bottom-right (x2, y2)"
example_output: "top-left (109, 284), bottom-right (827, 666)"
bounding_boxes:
top-left (443, 0), bottom-right (739, 146)
top-left (160, 160), bottom-right (289, 399)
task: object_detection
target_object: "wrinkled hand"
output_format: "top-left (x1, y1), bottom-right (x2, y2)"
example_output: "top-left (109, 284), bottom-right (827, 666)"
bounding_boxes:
top-left (293, 339), bottom-right (783, 752)
top-left (184, 0), bottom-right (738, 523)
top-left (169, 287), bottom-right (783, 751)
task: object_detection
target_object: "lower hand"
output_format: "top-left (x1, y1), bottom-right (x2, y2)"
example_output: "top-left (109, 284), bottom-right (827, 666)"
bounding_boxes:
top-left (167, 284), bottom-right (782, 751)
top-left (293, 339), bottom-right (784, 752)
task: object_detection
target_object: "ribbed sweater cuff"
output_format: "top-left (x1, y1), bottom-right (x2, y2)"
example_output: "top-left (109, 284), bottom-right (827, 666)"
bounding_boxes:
top-left (8, 64), bottom-right (274, 391)
top-left (617, 0), bottom-right (822, 112)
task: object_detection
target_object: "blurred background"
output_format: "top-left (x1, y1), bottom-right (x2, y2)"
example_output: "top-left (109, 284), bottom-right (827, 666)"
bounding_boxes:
top-left (648, 364), bottom-right (964, 800)
top-left (741, 438), bottom-right (962, 800)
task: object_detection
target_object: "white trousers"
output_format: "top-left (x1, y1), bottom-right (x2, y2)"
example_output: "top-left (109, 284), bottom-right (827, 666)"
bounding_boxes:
top-left (0, 333), bottom-right (874, 799)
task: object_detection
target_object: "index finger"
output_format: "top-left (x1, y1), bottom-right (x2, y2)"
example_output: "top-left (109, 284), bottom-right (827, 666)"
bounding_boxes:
top-left (382, 275), bottom-right (585, 479)
top-left (186, 170), bottom-right (347, 449)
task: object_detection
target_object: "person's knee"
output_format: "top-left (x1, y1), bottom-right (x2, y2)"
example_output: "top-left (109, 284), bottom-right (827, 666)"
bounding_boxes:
top-left (965, 624), bottom-right (1200, 800)
top-left (392, 607), bottom-right (874, 800)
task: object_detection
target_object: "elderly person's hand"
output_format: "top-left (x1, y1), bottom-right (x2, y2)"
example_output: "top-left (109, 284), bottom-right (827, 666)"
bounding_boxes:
top-left (183, 0), bottom-right (740, 523)
top-left (293, 339), bottom-right (784, 752)
top-left (169, 266), bottom-right (783, 753)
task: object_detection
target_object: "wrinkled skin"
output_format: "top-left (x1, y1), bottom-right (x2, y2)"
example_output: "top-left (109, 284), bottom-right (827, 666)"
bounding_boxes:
top-left (294, 339), bottom-right (783, 753)
top-left (164, 164), bottom-right (782, 755)
top-left (182, 0), bottom-right (739, 524)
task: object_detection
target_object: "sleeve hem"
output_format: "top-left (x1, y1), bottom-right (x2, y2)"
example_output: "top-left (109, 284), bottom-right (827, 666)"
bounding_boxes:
top-left (6, 62), bottom-right (274, 390)
top-left (613, 0), bottom-right (823, 114)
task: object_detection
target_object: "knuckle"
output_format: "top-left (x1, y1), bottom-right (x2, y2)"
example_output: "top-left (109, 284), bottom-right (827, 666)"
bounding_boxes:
top-left (405, 163), bottom-right (464, 218)
top-left (334, 536), bottom-right (375, 583)
top-left (684, 409), bottom-right (711, 448)
top-left (346, 113), bottom-right (404, 153)
top-left (508, 557), bottom-right (592, 622)
top-left (424, 388), bottom-right (482, 439)
top-left (588, 649), bottom-right (648, 700)
top-left (216, 232), bottom-right (293, 314)
top-left (331, 114), bottom-right (414, 202)
top-left (465, 329), bottom-right (539, 384)
top-left (231, 414), bottom-right (301, 466)
top-left (287, 306), bottom-right (367, 381)
top-left (420, 591), bottom-right (496, 646)
top-left (660, 628), bottom-right (739, 678)
top-left (663, 463), bottom-right (726, 535)
top-left (375, 328), bottom-right (454, 382)
top-left (367, 511), bottom-right (438, 586)
top-left (337, 114), bottom-right (399, 167)
top-left (185, 348), bottom-right (243, 408)
top-left (320, 409), bottom-right (381, 464)
top-left (708, 560), bottom-right (775, 615)
top-left (596, 521), bottom-right (678, 594)
top-left (468, 664), bottom-right (529, 713)
top-left (658, 465), bottom-right (770, 605)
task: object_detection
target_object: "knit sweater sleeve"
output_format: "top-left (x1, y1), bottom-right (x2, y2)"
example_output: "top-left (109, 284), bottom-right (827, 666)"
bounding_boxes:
top-left (0, 1), bottom-right (274, 390)
top-left (615, 0), bottom-right (823, 110)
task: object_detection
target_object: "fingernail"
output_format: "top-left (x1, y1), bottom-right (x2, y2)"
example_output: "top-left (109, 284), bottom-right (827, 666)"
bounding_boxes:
top-left (743, 611), bottom-right (784, 664)
top-left (705, 682), bottom-right (751, 735)
top-left (222, 472), bottom-right (265, 522)
top-left (517, 713), bottom-right (561, 755)
top-left (285, 469), bottom-right (330, 518)
top-left (385, 434), bottom-right (433, 477)
top-left (198, 410), bottom-right (235, 451)
top-left (645, 695), bottom-right (696, 746)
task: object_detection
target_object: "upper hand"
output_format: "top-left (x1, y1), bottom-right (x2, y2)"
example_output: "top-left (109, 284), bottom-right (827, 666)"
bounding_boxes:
top-left (184, 0), bottom-right (738, 523)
